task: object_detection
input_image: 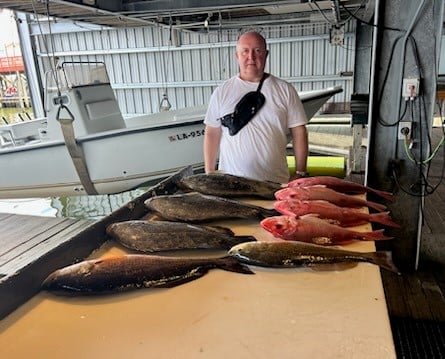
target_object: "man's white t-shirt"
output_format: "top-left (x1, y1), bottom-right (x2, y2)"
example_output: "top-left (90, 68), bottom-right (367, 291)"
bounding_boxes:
top-left (204, 74), bottom-right (307, 184)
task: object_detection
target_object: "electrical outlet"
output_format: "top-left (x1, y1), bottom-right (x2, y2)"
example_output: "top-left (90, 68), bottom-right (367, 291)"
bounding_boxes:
top-left (402, 78), bottom-right (420, 99)
top-left (398, 121), bottom-right (412, 140)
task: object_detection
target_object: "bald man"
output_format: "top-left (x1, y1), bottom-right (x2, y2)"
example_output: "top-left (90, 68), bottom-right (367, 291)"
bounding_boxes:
top-left (204, 31), bottom-right (308, 183)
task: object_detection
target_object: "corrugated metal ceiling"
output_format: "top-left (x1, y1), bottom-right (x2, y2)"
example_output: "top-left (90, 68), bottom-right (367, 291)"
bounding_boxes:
top-left (0, 0), bottom-right (374, 30)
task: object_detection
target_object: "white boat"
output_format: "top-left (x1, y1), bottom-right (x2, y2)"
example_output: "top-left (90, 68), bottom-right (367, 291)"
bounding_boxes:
top-left (0, 62), bottom-right (342, 199)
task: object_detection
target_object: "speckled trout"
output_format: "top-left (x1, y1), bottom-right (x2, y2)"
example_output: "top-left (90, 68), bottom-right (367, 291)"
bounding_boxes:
top-left (229, 241), bottom-right (400, 274)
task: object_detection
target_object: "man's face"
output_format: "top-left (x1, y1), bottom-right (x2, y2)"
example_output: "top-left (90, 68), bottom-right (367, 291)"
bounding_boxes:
top-left (235, 33), bottom-right (268, 81)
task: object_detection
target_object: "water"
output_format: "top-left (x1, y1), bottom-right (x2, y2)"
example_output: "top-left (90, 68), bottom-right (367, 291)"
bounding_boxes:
top-left (0, 188), bottom-right (147, 220)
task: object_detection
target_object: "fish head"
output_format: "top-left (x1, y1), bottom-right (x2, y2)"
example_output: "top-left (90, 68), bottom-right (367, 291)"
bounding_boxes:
top-left (286, 177), bottom-right (307, 187)
top-left (274, 188), bottom-right (300, 200)
top-left (260, 215), bottom-right (297, 239)
top-left (274, 199), bottom-right (311, 216)
top-left (228, 242), bottom-right (254, 260)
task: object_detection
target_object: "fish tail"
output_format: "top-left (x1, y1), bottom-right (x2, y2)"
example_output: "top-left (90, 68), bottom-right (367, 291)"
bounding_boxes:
top-left (231, 235), bottom-right (258, 246)
top-left (369, 189), bottom-right (395, 202)
top-left (361, 229), bottom-right (392, 241)
top-left (216, 256), bottom-right (255, 274)
top-left (363, 251), bottom-right (401, 274)
top-left (369, 212), bottom-right (401, 228)
top-left (366, 200), bottom-right (387, 212)
top-left (260, 208), bottom-right (281, 218)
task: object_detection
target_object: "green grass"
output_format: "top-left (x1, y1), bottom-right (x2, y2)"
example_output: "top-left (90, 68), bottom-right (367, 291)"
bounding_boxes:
top-left (0, 107), bottom-right (34, 124)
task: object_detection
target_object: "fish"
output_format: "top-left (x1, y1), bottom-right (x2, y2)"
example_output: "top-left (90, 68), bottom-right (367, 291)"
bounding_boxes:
top-left (260, 215), bottom-right (392, 245)
top-left (287, 176), bottom-right (394, 202)
top-left (106, 220), bottom-right (256, 252)
top-left (274, 199), bottom-right (400, 228)
top-left (274, 186), bottom-right (387, 212)
top-left (228, 241), bottom-right (400, 274)
top-left (177, 172), bottom-right (282, 199)
top-left (144, 192), bottom-right (278, 223)
top-left (41, 254), bottom-right (254, 295)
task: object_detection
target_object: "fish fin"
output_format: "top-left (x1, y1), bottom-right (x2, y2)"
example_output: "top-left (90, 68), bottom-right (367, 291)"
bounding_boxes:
top-left (362, 229), bottom-right (393, 241)
top-left (299, 213), bottom-right (320, 219)
top-left (363, 251), bottom-right (401, 274)
top-left (232, 235), bottom-right (258, 245)
top-left (260, 208), bottom-right (281, 218)
top-left (204, 225), bottom-right (235, 235)
top-left (369, 189), bottom-right (395, 202)
top-left (366, 200), bottom-right (387, 212)
top-left (306, 263), bottom-right (358, 272)
top-left (369, 212), bottom-right (401, 228)
top-left (216, 256), bottom-right (255, 274)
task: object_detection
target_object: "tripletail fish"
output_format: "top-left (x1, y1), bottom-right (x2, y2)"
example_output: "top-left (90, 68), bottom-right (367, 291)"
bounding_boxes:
top-left (228, 241), bottom-right (400, 274)
top-left (274, 199), bottom-right (400, 228)
top-left (42, 254), bottom-right (254, 295)
top-left (287, 176), bottom-right (394, 202)
top-left (144, 192), bottom-right (278, 223)
top-left (177, 172), bottom-right (282, 199)
top-left (275, 186), bottom-right (387, 212)
top-left (260, 215), bottom-right (392, 245)
top-left (106, 220), bottom-right (256, 252)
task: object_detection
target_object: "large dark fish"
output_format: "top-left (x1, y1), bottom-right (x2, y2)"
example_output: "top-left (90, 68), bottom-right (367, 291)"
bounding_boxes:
top-left (42, 254), bottom-right (254, 295)
top-left (177, 173), bottom-right (282, 199)
top-left (106, 220), bottom-right (256, 252)
top-left (228, 241), bottom-right (400, 274)
top-left (287, 176), bottom-right (394, 202)
top-left (144, 192), bottom-right (278, 223)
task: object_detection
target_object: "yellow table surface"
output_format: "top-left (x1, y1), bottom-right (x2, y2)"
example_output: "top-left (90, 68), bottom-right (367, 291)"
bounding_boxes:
top-left (0, 200), bottom-right (396, 359)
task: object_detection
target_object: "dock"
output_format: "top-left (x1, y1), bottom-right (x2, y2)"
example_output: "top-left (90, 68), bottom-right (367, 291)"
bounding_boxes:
top-left (1, 125), bottom-right (444, 358)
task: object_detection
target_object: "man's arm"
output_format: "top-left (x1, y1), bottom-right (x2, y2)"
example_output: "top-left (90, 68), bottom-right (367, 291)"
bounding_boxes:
top-left (290, 125), bottom-right (308, 180)
top-left (203, 125), bottom-right (222, 173)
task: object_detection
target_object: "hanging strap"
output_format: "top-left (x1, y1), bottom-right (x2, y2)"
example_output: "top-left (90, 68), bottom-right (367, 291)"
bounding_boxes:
top-left (56, 105), bottom-right (98, 195)
top-left (256, 72), bottom-right (269, 92)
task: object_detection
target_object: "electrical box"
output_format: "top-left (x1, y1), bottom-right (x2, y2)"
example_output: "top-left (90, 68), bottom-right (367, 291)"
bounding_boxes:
top-left (329, 26), bottom-right (344, 46)
top-left (402, 78), bottom-right (420, 99)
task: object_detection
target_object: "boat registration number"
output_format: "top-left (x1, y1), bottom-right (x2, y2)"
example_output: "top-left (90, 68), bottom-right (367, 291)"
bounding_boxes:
top-left (169, 129), bottom-right (205, 142)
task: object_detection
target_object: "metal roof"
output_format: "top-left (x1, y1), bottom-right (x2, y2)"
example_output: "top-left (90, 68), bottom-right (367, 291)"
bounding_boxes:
top-left (0, 0), bottom-right (374, 30)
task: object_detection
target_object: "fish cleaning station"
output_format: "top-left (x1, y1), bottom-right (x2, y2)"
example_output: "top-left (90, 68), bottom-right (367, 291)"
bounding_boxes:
top-left (1, 1), bottom-right (445, 358)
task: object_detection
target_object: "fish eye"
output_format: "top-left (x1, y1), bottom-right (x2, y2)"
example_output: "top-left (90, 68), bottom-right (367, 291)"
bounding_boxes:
top-left (275, 224), bottom-right (283, 229)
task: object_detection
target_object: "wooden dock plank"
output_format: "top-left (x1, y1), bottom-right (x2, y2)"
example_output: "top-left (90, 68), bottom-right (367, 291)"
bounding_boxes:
top-left (0, 218), bottom-right (94, 274)
top-left (0, 215), bottom-right (80, 259)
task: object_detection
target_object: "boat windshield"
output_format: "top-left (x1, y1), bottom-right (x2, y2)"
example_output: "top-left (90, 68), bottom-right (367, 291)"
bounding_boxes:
top-left (48, 61), bottom-right (110, 90)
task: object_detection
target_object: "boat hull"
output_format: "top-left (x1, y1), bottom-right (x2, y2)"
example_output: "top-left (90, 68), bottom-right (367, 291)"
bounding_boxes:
top-left (0, 121), bottom-right (205, 198)
top-left (0, 86), bottom-right (342, 199)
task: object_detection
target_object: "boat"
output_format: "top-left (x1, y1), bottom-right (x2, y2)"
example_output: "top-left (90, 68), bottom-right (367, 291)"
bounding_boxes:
top-left (0, 62), bottom-right (342, 199)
